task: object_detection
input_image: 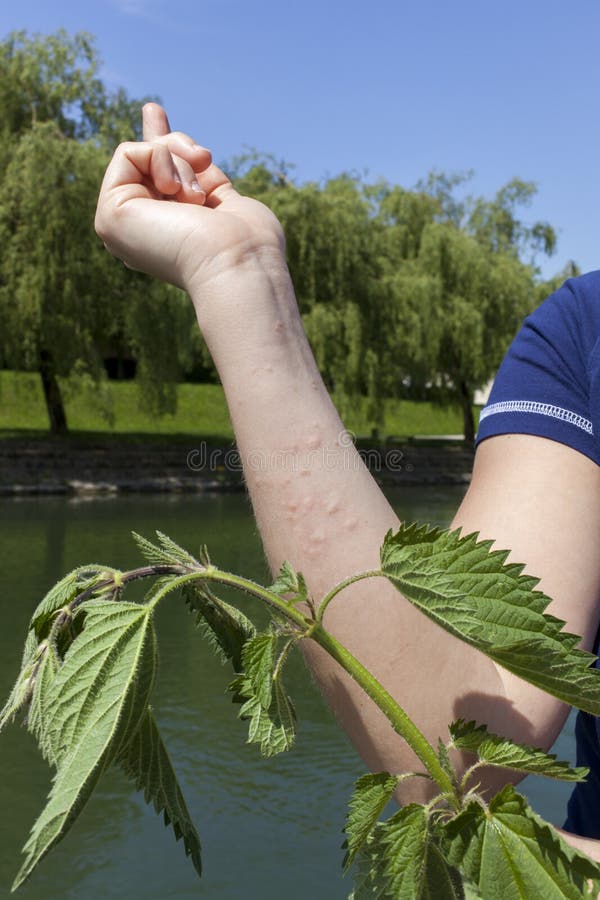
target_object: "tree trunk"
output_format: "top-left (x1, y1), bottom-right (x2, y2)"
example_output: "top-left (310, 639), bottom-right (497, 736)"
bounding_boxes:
top-left (39, 350), bottom-right (68, 434)
top-left (459, 380), bottom-right (475, 448)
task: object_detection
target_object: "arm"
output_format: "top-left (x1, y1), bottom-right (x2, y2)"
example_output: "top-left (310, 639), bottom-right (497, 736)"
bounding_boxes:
top-left (95, 105), bottom-right (600, 845)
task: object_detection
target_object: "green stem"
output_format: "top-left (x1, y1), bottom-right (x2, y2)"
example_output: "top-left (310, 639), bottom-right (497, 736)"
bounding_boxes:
top-left (196, 568), bottom-right (312, 630)
top-left (308, 623), bottom-right (457, 799)
top-left (316, 570), bottom-right (382, 623)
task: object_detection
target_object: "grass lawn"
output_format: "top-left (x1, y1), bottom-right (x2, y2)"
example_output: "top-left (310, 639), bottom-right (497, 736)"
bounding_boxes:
top-left (0, 370), bottom-right (472, 440)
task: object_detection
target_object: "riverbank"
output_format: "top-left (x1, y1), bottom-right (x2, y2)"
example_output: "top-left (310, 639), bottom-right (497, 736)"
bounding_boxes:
top-left (0, 435), bottom-right (474, 496)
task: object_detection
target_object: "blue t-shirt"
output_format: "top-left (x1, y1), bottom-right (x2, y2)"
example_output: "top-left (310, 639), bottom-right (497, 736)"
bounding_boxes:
top-left (474, 270), bottom-right (600, 835)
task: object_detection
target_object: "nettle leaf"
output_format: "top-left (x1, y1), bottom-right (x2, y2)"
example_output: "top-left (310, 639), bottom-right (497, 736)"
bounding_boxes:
top-left (229, 633), bottom-right (296, 757)
top-left (0, 633), bottom-right (41, 733)
top-left (132, 531), bottom-right (198, 569)
top-left (343, 773), bottom-right (403, 871)
top-left (229, 672), bottom-right (296, 757)
top-left (21, 628), bottom-right (39, 668)
top-left (437, 738), bottom-right (455, 784)
top-left (449, 719), bottom-right (587, 782)
top-left (117, 707), bottom-right (202, 877)
top-left (182, 583), bottom-right (256, 672)
top-left (443, 784), bottom-right (600, 900)
top-left (381, 524), bottom-right (600, 715)
top-left (242, 632), bottom-right (277, 708)
top-left (26, 642), bottom-right (61, 763)
top-left (29, 565), bottom-right (111, 639)
top-left (12, 600), bottom-right (157, 890)
top-left (269, 561), bottom-right (308, 606)
top-left (352, 805), bottom-right (464, 899)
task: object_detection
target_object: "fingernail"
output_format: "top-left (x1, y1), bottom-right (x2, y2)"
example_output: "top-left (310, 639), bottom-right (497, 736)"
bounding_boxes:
top-left (191, 181), bottom-right (203, 193)
top-left (173, 173), bottom-right (182, 185)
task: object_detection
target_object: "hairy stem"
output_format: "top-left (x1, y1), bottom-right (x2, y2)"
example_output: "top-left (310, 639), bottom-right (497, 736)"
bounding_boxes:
top-left (308, 623), bottom-right (457, 800)
top-left (316, 570), bottom-right (383, 623)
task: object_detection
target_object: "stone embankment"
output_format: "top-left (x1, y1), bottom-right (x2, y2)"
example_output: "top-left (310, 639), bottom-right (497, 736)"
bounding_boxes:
top-left (0, 436), bottom-right (474, 496)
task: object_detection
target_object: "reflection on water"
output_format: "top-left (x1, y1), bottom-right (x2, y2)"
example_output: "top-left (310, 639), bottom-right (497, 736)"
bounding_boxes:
top-left (0, 487), bottom-right (577, 899)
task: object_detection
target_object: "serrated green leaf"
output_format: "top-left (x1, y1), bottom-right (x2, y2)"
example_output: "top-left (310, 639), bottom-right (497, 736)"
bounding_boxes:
top-left (117, 707), bottom-right (202, 877)
top-left (437, 737), bottom-right (456, 783)
top-left (241, 632), bottom-right (277, 708)
top-left (12, 600), bottom-right (157, 890)
top-left (449, 719), bottom-right (588, 781)
top-left (443, 784), bottom-right (600, 899)
top-left (0, 633), bottom-right (41, 733)
top-left (21, 628), bottom-right (39, 668)
top-left (46, 600), bottom-right (157, 761)
top-left (26, 643), bottom-right (61, 763)
top-left (269, 561), bottom-right (308, 605)
top-left (154, 531), bottom-right (200, 568)
top-left (132, 531), bottom-right (197, 569)
top-left (229, 671), bottom-right (296, 758)
top-left (343, 773), bottom-right (402, 871)
top-left (29, 566), bottom-right (109, 639)
top-left (352, 805), bottom-right (464, 899)
top-left (381, 524), bottom-right (600, 715)
top-left (182, 583), bottom-right (256, 671)
top-left (132, 531), bottom-right (176, 565)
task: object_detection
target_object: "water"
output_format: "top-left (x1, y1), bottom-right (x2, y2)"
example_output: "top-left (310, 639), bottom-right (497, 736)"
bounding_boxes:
top-left (0, 487), bottom-right (578, 899)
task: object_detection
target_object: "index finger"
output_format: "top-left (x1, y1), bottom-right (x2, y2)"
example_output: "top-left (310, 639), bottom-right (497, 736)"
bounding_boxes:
top-left (143, 102), bottom-right (171, 141)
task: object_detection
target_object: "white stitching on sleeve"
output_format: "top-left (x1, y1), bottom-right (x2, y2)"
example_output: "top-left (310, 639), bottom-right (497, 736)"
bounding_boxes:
top-left (479, 400), bottom-right (593, 435)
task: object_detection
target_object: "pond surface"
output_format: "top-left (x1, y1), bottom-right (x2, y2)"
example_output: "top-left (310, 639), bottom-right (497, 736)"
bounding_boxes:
top-left (0, 487), bottom-right (577, 899)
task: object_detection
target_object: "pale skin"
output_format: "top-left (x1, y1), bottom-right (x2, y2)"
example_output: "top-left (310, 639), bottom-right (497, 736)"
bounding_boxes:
top-left (95, 103), bottom-right (600, 863)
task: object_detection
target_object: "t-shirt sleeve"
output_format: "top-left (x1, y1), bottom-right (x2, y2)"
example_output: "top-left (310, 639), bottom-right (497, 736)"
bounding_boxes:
top-left (475, 272), bottom-right (600, 467)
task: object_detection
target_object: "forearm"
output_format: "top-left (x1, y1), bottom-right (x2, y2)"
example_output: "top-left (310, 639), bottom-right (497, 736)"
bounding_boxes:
top-left (555, 828), bottom-right (600, 864)
top-left (191, 261), bottom-right (514, 799)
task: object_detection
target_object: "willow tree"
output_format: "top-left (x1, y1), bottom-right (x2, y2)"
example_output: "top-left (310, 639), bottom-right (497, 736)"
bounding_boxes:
top-left (375, 175), bottom-right (556, 444)
top-left (0, 30), bottom-right (192, 433)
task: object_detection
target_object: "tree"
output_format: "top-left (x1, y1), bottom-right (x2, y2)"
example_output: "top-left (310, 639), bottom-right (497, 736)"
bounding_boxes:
top-left (0, 30), bottom-right (194, 433)
top-left (375, 174), bottom-right (557, 444)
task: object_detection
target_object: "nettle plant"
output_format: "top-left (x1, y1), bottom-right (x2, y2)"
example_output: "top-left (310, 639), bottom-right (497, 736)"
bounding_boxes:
top-left (2, 525), bottom-right (600, 898)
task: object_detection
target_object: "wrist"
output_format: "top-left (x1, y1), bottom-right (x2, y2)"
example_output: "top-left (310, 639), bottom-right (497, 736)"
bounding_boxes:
top-left (190, 256), bottom-right (306, 360)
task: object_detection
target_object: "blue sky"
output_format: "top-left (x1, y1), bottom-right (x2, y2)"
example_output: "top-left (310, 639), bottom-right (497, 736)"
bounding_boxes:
top-left (2, 0), bottom-right (600, 278)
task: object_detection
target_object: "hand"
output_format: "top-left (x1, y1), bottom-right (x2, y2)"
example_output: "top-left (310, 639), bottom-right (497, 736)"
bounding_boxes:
top-left (95, 104), bottom-right (285, 296)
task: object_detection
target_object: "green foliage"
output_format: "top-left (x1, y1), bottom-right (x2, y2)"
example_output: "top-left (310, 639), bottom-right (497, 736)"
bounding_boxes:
top-left (449, 719), bottom-right (588, 782)
top-left (380, 523), bottom-right (600, 715)
top-left (13, 600), bottom-right (159, 889)
top-left (28, 565), bottom-right (112, 638)
top-left (0, 30), bottom-right (195, 433)
top-left (229, 631), bottom-right (297, 757)
top-left (183, 582), bottom-right (256, 670)
top-left (1, 571), bottom-right (202, 891)
top-left (443, 785), bottom-right (600, 899)
top-left (351, 805), bottom-right (464, 899)
top-left (269, 560), bottom-right (309, 606)
top-left (2, 526), bottom-right (600, 896)
top-left (343, 773), bottom-right (404, 871)
top-left (117, 708), bottom-right (202, 877)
